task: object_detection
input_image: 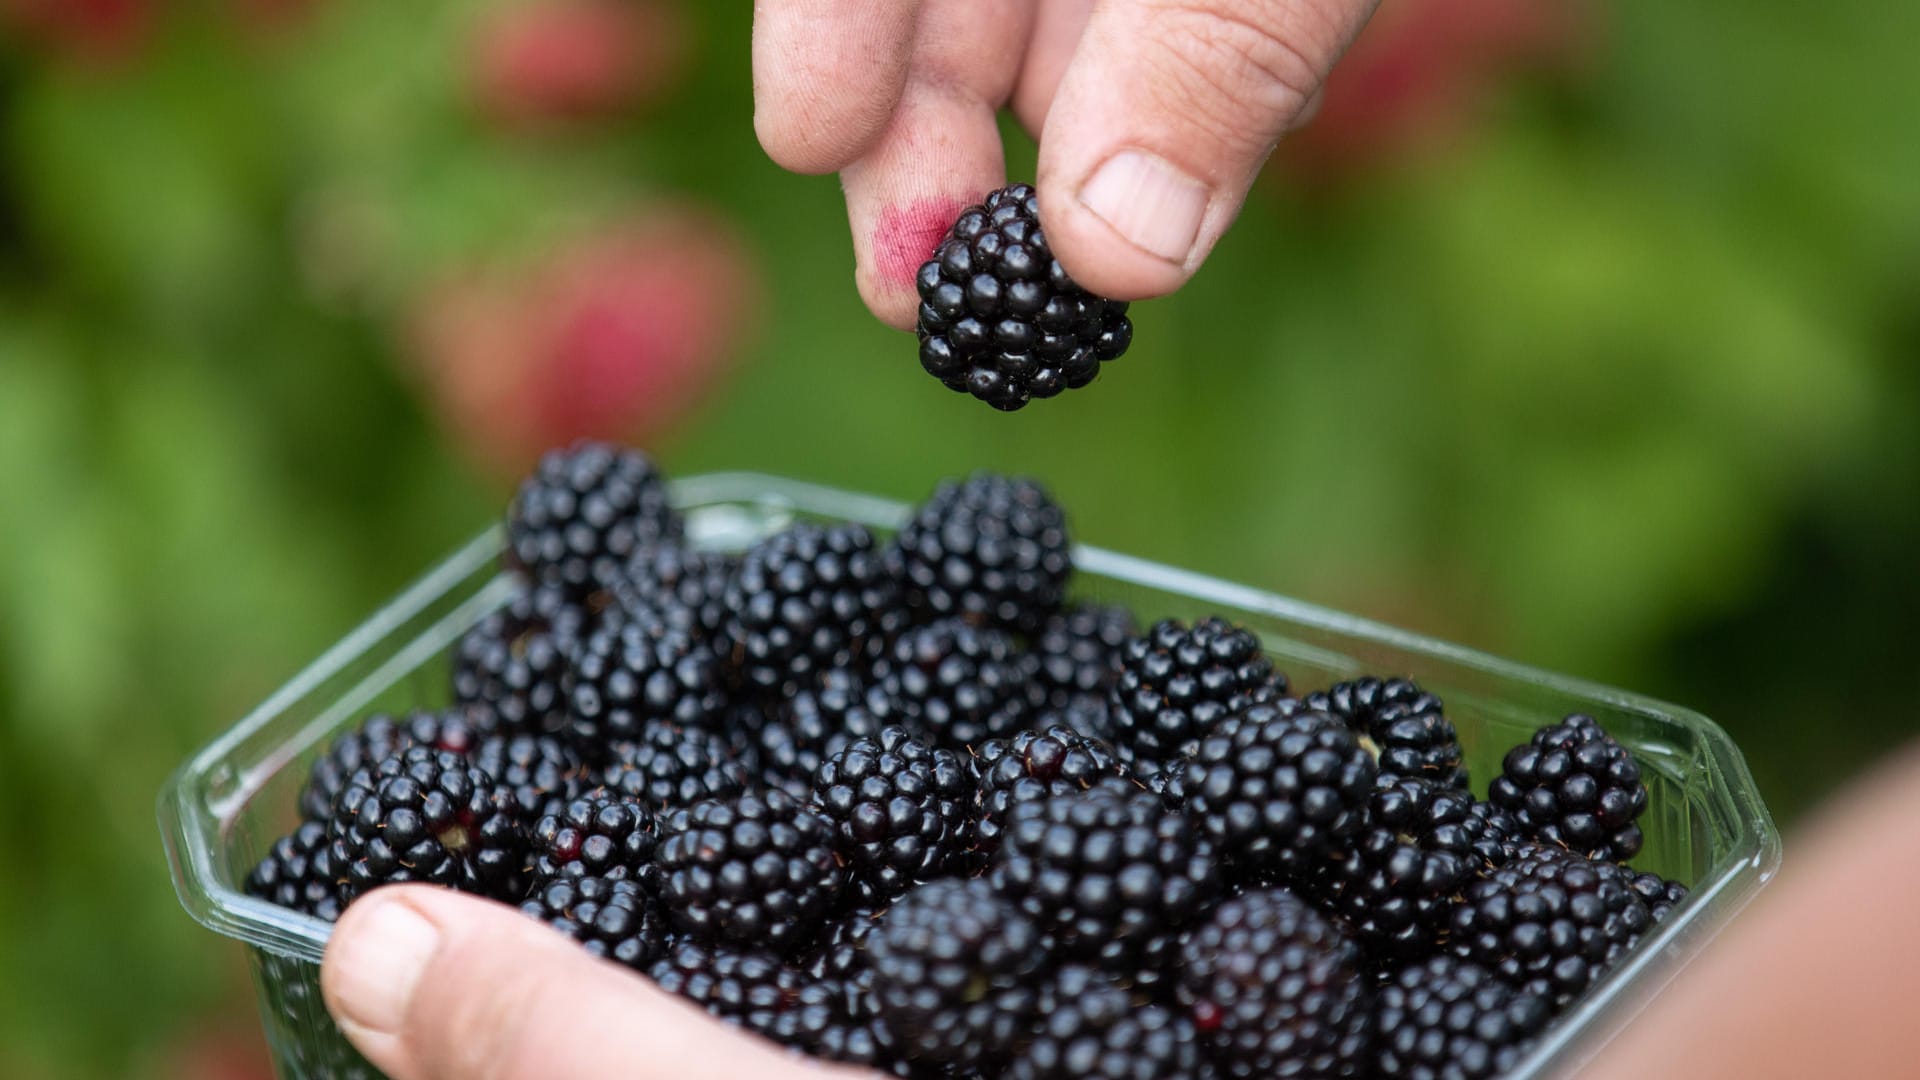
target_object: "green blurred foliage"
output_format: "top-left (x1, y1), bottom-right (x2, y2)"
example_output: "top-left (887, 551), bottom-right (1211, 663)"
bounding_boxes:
top-left (0, 0), bottom-right (1915, 1074)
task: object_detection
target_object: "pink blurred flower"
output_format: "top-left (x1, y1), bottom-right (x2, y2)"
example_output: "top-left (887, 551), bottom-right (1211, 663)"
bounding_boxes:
top-left (2, 0), bottom-right (155, 68)
top-left (469, 0), bottom-right (686, 129)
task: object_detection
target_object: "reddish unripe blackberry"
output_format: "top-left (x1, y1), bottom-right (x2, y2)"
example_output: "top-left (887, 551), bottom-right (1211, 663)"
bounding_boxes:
top-left (472, 732), bottom-right (587, 822)
top-left (1109, 617), bottom-right (1288, 768)
top-left (244, 820), bottom-right (345, 922)
top-left (529, 792), bottom-right (657, 880)
top-left (507, 441), bottom-right (682, 599)
top-left (603, 542), bottom-right (736, 643)
top-left (1178, 887), bottom-right (1373, 1079)
top-left (451, 583), bottom-right (587, 736)
top-left (813, 727), bottom-right (980, 904)
top-left (892, 472), bottom-right (1071, 633)
top-left (1627, 869), bottom-right (1689, 923)
top-left (565, 605), bottom-right (725, 760)
top-left (1182, 705), bottom-right (1377, 884)
top-left (1373, 955), bottom-right (1550, 1080)
top-left (970, 724), bottom-right (1133, 856)
top-left (1488, 713), bottom-right (1648, 861)
top-left (720, 520), bottom-right (905, 695)
top-left (326, 746), bottom-right (529, 903)
top-left (754, 670), bottom-right (899, 799)
top-left (1447, 842), bottom-right (1653, 1006)
top-left (297, 706), bottom-right (495, 823)
top-left (521, 874), bottom-right (666, 971)
top-left (1304, 677), bottom-right (1466, 790)
top-left (1009, 965), bottom-right (1216, 1080)
top-left (1033, 602), bottom-right (1138, 720)
top-left (656, 788), bottom-right (847, 952)
top-left (599, 722), bottom-right (750, 812)
top-left (870, 618), bottom-right (1041, 750)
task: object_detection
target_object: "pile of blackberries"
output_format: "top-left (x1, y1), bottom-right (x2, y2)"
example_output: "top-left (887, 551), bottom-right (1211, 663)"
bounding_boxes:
top-left (247, 441), bottom-right (1682, 1079)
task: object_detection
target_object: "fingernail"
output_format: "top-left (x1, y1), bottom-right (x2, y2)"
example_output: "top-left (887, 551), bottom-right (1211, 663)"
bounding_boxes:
top-left (326, 896), bottom-right (440, 1034)
top-left (1078, 150), bottom-right (1209, 263)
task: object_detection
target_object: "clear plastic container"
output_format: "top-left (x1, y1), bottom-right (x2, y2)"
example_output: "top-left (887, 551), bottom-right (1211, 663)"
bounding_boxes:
top-left (159, 473), bottom-right (1782, 1079)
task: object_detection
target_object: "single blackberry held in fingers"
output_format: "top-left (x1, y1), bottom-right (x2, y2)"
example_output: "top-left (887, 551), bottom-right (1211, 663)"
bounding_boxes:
top-left (892, 471), bottom-right (1072, 633)
top-left (1488, 713), bottom-right (1648, 861)
top-left (915, 184), bottom-right (1133, 410)
top-left (1110, 616), bottom-right (1287, 768)
top-left (507, 441), bottom-right (681, 599)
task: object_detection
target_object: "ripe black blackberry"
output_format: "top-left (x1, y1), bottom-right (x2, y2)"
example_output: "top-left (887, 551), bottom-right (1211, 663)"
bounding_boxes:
top-left (297, 706), bottom-right (494, 823)
top-left (870, 617), bottom-right (1041, 749)
top-left (971, 723), bottom-right (1133, 855)
top-left (1178, 887), bottom-right (1373, 1080)
top-left (1312, 776), bottom-right (1497, 959)
top-left (656, 788), bottom-right (847, 952)
top-left (1032, 602), bottom-right (1138, 718)
top-left (754, 670), bottom-right (899, 799)
top-left (989, 784), bottom-right (1219, 966)
top-left (521, 874), bottom-right (666, 971)
top-left (1304, 677), bottom-right (1466, 790)
top-left (1448, 842), bottom-right (1653, 1006)
top-left (326, 746), bottom-right (529, 903)
top-left (1373, 955), bottom-right (1551, 1080)
top-left (471, 732), bottom-right (586, 822)
top-left (1627, 869), bottom-right (1690, 922)
top-left (603, 542), bottom-right (736, 644)
top-left (647, 939), bottom-right (807, 1036)
top-left (245, 820), bottom-right (345, 922)
top-left (915, 184), bottom-right (1133, 411)
top-left (813, 727), bottom-right (979, 904)
top-left (507, 441), bottom-right (682, 599)
top-left (1182, 705), bottom-right (1377, 884)
top-left (599, 722), bottom-right (751, 812)
top-left (892, 472), bottom-right (1071, 632)
top-left (529, 792), bottom-right (657, 880)
top-left (1465, 800), bottom-right (1526, 867)
top-left (867, 877), bottom-right (1046, 1072)
top-left (1488, 713), bottom-right (1649, 861)
top-left (1008, 965), bottom-right (1214, 1080)
top-left (451, 583), bottom-right (587, 737)
top-left (564, 605), bottom-right (725, 760)
top-left (1109, 616), bottom-right (1287, 769)
top-left (720, 520), bottom-right (905, 695)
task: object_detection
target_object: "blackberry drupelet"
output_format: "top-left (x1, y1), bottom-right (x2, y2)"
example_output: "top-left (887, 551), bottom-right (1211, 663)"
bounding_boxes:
top-left (451, 583), bottom-right (587, 736)
top-left (1109, 617), bottom-right (1287, 769)
top-left (1304, 677), bottom-right (1466, 790)
top-left (1312, 776), bottom-right (1496, 960)
top-left (297, 706), bottom-right (494, 823)
top-left (1182, 705), bottom-right (1376, 884)
top-left (507, 441), bottom-right (682, 598)
top-left (1488, 713), bottom-right (1648, 861)
top-left (1464, 800), bottom-right (1526, 867)
top-left (892, 472), bottom-right (1071, 632)
top-left (599, 722), bottom-right (751, 812)
top-left (647, 939), bottom-right (807, 1036)
top-left (1627, 869), bottom-right (1690, 922)
top-left (1448, 842), bottom-right (1653, 1006)
top-left (529, 792), bottom-right (657, 880)
top-left (989, 784), bottom-right (1219, 966)
top-left (565, 605), bottom-right (725, 759)
top-left (1032, 602), bottom-right (1138, 718)
top-left (870, 617), bottom-right (1041, 749)
top-left (656, 788), bottom-right (847, 952)
top-left (1373, 955), bottom-right (1550, 1080)
top-left (867, 878), bottom-right (1047, 1071)
top-left (720, 520), bottom-right (905, 695)
top-left (914, 184), bottom-right (1133, 411)
top-left (813, 727), bottom-right (979, 904)
top-left (603, 542), bottom-right (736, 643)
top-left (1178, 887), bottom-right (1373, 1079)
top-left (1008, 965), bottom-right (1215, 1080)
top-left (245, 820), bottom-right (345, 922)
top-left (754, 670), bottom-right (899, 799)
top-left (326, 746), bottom-right (529, 903)
top-left (521, 874), bottom-right (666, 971)
top-left (971, 723), bottom-right (1133, 855)
top-left (471, 732), bottom-right (586, 821)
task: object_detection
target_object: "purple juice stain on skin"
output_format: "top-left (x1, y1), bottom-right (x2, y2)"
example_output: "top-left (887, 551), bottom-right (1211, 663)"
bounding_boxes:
top-left (874, 197), bottom-right (966, 289)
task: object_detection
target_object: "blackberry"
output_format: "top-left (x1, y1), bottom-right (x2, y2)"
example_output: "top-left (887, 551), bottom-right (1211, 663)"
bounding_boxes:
top-left (914, 184), bottom-right (1133, 411)
top-left (471, 732), bottom-right (586, 821)
top-left (971, 724), bottom-right (1132, 855)
top-left (600, 722), bottom-right (751, 811)
top-left (451, 583), bottom-right (588, 736)
top-left (868, 878), bottom-right (1046, 1071)
top-left (892, 472), bottom-right (1071, 632)
top-left (297, 706), bottom-right (494, 823)
top-left (1304, 677), bottom-right (1466, 790)
top-left (1488, 713), bottom-right (1648, 861)
top-left (871, 618), bottom-right (1041, 749)
top-left (989, 784), bottom-right (1219, 966)
top-left (1312, 776), bottom-right (1496, 959)
top-left (529, 792), bottom-right (657, 880)
top-left (521, 874), bottom-right (666, 971)
top-left (720, 520), bottom-right (904, 695)
top-left (604, 542), bottom-right (735, 644)
top-left (1627, 869), bottom-right (1689, 923)
top-left (1033, 602), bottom-right (1138, 717)
top-left (647, 939), bottom-right (807, 1036)
top-left (1447, 842), bottom-right (1653, 1006)
top-left (244, 820), bottom-right (345, 922)
top-left (1464, 800), bottom-right (1526, 867)
top-left (1110, 617), bottom-right (1287, 768)
top-left (813, 727), bottom-right (979, 904)
top-left (656, 788), bottom-right (846, 952)
top-left (1183, 705), bottom-right (1376, 884)
top-left (326, 746), bottom-right (529, 903)
top-left (564, 606), bottom-right (725, 760)
top-left (1373, 955), bottom-right (1550, 1080)
top-left (1009, 966), bottom-right (1215, 1080)
top-left (754, 670), bottom-right (898, 799)
top-left (506, 441), bottom-right (682, 599)
top-left (1178, 887), bottom-right (1372, 1079)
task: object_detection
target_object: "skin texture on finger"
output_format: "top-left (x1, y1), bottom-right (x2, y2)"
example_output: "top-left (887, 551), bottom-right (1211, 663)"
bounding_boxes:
top-left (1012, 0), bottom-right (1096, 135)
top-left (752, 0), bottom-right (923, 174)
top-left (322, 886), bottom-right (868, 1080)
top-left (840, 0), bottom-right (1036, 329)
top-left (1035, 0), bottom-right (1379, 299)
top-left (1585, 742), bottom-right (1920, 1080)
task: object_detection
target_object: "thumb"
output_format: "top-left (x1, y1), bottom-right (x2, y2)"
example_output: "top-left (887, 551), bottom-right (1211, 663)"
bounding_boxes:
top-left (1035, 0), bottom-right (1377, 299)
top-left (320, 886), bottom-right (855, 1080)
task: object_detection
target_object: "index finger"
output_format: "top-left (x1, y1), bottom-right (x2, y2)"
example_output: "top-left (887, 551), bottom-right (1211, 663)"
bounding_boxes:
top-left (752, 0), bottom-right (924, 174)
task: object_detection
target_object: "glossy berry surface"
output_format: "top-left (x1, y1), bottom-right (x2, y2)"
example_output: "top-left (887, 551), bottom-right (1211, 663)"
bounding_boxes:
top-left (1488, 713), bottom-right (1648, 861)
top-left (892, 471), bottom-right (1071, 633)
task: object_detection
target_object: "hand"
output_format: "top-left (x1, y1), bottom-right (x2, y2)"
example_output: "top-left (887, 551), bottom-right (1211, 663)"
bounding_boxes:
top-left (750, 0), bottom-right (1378, 328)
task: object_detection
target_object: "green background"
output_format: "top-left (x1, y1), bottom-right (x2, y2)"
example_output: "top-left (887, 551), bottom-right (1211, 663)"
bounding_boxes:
top-left (1, 0), bottom-right (1915, 1074)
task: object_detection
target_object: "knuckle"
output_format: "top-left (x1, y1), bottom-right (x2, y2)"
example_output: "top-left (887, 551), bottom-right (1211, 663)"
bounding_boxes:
top-left (1142, 2), bottom-right (1329, 143)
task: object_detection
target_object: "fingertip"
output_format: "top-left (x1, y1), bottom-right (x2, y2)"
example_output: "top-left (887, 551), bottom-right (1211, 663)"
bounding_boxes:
top-left (1035, 175), bottom-right (1201, 302)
